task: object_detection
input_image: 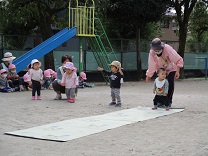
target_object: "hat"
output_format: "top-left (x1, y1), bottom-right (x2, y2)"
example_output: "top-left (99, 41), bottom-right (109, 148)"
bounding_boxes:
top-left (109, 61), bottom-right (122, 69)
top-left (80, 72), bottom-right (87, 80)
top-left (31, 59), bottom-right (41, 68)
top-left (47, 69), bottom-right (55, 75)
top-left (52, 72), bottom-right (57, 79)
top-left (63, 62), bottom-right (76, 70)
top-left (150, 38), bottom-right (165, 50)
top-left (2, 52), bottom-right (16, 62)
top-left (8, 64), bottom-right (16, 70)
top-left (0, 69), bottom-right (7, 74)
top-left (44, 70), bottom-right (51, 78)
top-left (23, 73), bottom-right (30, 82)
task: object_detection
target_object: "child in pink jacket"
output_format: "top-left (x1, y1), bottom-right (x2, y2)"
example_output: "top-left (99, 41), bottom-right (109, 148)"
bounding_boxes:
top-left (61, 62), bottom-right (78, 103)
top-left (146, 38), bottom-right (184, 107)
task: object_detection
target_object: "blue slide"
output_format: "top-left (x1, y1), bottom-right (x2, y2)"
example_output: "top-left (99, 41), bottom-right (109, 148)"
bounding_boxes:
top-left (13, 27), bottom-right (77, 73)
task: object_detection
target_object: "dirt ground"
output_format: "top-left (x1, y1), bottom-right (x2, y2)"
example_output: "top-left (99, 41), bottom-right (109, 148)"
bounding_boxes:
top-left (0, 79), bottom-right (208, 156)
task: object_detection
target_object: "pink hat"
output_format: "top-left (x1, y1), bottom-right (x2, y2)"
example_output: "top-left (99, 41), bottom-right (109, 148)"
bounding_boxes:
top-left (52, 72), bottom-right (57, 79)
top-left (63, 62), bottom-right (76, 70)
top-left (0, 69), bottom-right (7, 74)
top-left (23, 73), bottom-right (30, 82)
top-left (80, 72), bottom-right (87, 80)
top-left (9, 64), bottom-right (16, 69)
top-left (47, 69), bottom-right (55, 75)
top-left (44, 70), bottom-right (51, 78)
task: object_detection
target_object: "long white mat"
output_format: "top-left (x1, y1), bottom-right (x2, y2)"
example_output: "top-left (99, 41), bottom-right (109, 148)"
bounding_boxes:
top-left (5, 107), bottom-right (184, 142)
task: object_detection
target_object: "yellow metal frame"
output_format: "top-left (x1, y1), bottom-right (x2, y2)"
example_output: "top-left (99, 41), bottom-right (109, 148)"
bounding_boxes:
top-left (69, 0), bottom-right (95, 37)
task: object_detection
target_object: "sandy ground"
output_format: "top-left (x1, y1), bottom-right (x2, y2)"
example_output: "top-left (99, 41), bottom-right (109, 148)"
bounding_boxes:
top-left (0, 79), bottom-right (208, 156)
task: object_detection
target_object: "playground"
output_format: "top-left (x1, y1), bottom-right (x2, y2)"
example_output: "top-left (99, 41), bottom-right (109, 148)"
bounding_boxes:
top-left (0, 80), bottom-right (208, 156)
top-left (0, 0), bottom-right (208, 155)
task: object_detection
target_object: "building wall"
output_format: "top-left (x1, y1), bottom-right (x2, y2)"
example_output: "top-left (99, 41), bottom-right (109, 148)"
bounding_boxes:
top-left (159, 16), bottom-right (179, 50)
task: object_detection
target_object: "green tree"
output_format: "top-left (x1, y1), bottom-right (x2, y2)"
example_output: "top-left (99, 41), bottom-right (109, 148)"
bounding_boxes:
top-left (189, 1), bottom-right (208, 43)
top-left (171, 0), bottom-right (208, 78)
top-left (0, 0), bottom-right (68, 70)
top-left (101, 0), bottom-right (171, 80)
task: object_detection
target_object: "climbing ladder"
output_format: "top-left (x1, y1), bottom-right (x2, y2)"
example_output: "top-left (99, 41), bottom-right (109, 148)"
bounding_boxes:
top-left (69, 0), bottom-right (117, 83)
top-left (88, 18), bottom-right (117, 83)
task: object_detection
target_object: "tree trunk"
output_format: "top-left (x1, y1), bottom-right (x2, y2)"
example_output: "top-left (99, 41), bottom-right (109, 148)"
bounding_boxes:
top-left (39, 16), bottom-right (55, 70)
top-left (136, 27), bottom-right (142, 80)
top-left (178, 25), bottom-right (188, 79)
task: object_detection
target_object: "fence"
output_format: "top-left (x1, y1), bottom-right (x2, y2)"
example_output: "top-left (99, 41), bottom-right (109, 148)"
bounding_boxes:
top-left (0, 34), bottom-right (208, 72)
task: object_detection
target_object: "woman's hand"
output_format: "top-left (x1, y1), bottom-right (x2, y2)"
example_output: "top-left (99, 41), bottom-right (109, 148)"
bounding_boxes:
top-left (29, 81), bottom-right (32, 86)
top-left (175, 72), bottom-right (180, 79)
top-left (146, 77), bottom-right (151, 82)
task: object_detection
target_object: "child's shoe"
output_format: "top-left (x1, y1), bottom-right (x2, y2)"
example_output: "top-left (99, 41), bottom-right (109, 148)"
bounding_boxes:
top-left (32, 96), bottom-right (35, 100)
top-left (37, 96), bottom-right (41, 100)
top-left (165, 107), bottom-right (170, 111)
top-left (109, 102), bottom-right (116, 106)
top-left (115, 103), bottom-right (121, 107)
top-left (68, 98), bottom-right (75, 103)
top-left (152, 105), bottom-right (157, 110)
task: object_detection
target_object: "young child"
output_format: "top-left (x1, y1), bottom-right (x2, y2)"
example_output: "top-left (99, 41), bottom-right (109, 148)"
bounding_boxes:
top-left (152, 68), bottom-right (170, 111)
top-left (98, 61), bottom-right (124, 107)
top-left (28, 59), bottom-right (43, 100)
top-left (22, 72), bottom-right (32, 91)
top-left (61, 62), bottom-right (78, 103)
top-left (42, 69), bottom-right (52, 89)
top-left (7, 64), bottom-right (23, 91)
top-left (78, 72), bottom-right (94, 88)
top-left (0, 69), bottom-right (13, 92)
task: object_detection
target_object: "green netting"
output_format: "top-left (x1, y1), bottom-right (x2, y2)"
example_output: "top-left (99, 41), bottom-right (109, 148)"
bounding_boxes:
top-left (2, 50), bottom-right (208, 71)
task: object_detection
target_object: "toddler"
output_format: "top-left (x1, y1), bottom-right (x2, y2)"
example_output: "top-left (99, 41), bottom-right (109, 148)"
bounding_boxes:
top-left (98, 61), bottom-right (124, 107)
top-left (78, 72), bottom-right (94, 88)
top-left (61, 62), bottom-right (78, 103)
top-left (0, 69), bottom-right (13, 92)
top-left (28, 59), bottom-right (43, 100)
top-left (152, 68), bottom-right (169, 111)
top-left (7, 64), bottom-right (23, 91)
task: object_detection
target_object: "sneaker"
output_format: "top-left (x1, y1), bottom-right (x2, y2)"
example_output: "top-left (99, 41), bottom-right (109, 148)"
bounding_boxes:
top-left (109, 102), bottom-right (116, 106)
top-left (68, 98), bottom-right (75, 103)
top-left (20, 85), bottom-right (24, 91)
top-left (152, 107), bottom-right (157, 110)
top-left (115, 103), bottom-right (121, 107)
top-left (152, 105), bottom-right (158, 110)
top-left (32, 96), bottom-right (35, 100)
top-left (54, 94), bottom-right (62, 100)
top-left (37, 96), bottom-right (41, 100)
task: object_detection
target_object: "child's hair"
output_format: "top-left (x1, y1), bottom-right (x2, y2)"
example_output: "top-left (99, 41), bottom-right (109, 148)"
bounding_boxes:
top-left (157, 68), bottom-right (166, 74)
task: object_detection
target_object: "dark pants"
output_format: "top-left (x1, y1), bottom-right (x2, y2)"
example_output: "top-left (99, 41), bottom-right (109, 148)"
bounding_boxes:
top-left (8, 78), bottom-right (22, 91)
top-left (52, 80), bottom-right (65, 93)
top-left (167, 71), bottom-right (176, 103)
top-left (153, 95), bottom-right (169, 107)
top-left (32, 80), bottom-right (41, 96)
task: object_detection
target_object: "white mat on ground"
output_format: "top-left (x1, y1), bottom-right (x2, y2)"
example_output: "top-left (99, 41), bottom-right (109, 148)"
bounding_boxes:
top-left (5, 106), bottom-right (184, 142)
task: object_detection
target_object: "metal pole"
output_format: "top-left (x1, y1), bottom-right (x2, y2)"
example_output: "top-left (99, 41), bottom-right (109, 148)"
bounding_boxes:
top-left (205, 58), bottom-right (207, 80)
top-left (79, 37), bottom-right (83, 73)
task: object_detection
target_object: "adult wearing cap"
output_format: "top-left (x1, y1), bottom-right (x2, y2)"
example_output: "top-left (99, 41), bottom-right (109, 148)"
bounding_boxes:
top-left (0, 52), bottom-right (16, 72)
top-left (146, 38), bottom-right (184, 107)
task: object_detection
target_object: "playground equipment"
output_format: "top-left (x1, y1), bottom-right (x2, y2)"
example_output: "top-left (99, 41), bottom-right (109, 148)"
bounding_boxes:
top-left (69, 0), bottom-right (117, 82)
top-left (13, 27), bottom-right (76, 73)
top-left (13, 0), bottom-right (116, 82)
